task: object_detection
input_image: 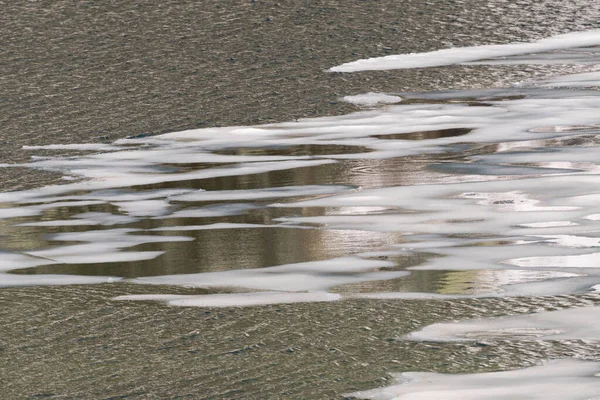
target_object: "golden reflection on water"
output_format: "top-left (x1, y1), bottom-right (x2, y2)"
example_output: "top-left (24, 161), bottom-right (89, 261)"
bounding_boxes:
top-left (0, 146), bottom-right (526, 297)
top-left (3, 108), bottom-right (588, 297)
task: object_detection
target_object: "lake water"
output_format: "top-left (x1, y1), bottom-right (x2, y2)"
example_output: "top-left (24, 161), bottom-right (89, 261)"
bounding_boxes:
top-left (3, 30), bottom-right (600, 398)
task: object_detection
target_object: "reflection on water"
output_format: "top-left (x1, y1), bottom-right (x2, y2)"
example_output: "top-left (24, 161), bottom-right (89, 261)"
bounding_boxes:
top-left (428, 162), bottom-right (580, 176)
top-left (1, 63), bottom-right (600, 307)
top-left (133, 156), bottom-right (455, 192)
top-left (14, 228), bottom-right (403, 278)
top-left (371, 127), bottom-right (472, 141)
top-left (332, 268), bottom-right (579, 296)
top-left (214, 144), bottom-right (372, 156)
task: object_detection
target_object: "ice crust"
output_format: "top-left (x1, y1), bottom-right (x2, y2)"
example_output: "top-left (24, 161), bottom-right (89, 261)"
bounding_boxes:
top-left (330, 29), bottom-right (600, 72)
top-left (26, 229), bottom-right (192, 265)
top-left (131, 257), bottom-right (406, 292)
top-left (347, 359), bottom-right (600, 400)
top-left (115, 291), bottom-right (341, 307)
top-left (343, 92), bottom-right (402, 106)
top-left (0, 29), bottom-right (599, 311)
top-left (407, 306), bottom-right (600, 342)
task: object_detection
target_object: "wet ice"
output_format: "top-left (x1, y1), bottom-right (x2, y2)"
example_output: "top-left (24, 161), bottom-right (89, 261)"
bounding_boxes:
top-left (346, 359), bottom-right (600, 400)
top-left (1, 30), bottom-right (600, 306)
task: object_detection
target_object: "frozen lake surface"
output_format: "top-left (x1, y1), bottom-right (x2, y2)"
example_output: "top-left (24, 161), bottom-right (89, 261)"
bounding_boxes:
top-left (3, 30), bottom-right (600, 397)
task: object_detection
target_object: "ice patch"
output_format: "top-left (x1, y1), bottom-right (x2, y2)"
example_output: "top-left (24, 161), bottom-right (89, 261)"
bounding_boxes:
top-left (115, 291), bottom-right (341, 307)
top-left (25, 229), bottom-right (193, 265)
top-left (538, 71), bottom-right (600, 88)
top-left (131, 257), bottom-right (405, 292)
top-left (343, 92), bottom-right (402, 106)
top-left (0, 253), bottom-right (57, 272)
top-left (150, 223), bottom-right (270, 231)
top-left (537, 235), bottom-right (600, 248)
top-left (1, 30), bottom-right (600, 295)
top-left (330, 29), bottom-right (600, 72)
top-left (407, 306), bottom-right (600, 342)
top-left (347, 359), bottom-right (600, 400)
top-left (0, 273), bottom-right (121, 288)
top-left (0, 207), bottom-right (41, 219)
top-left (112, 199), bottom-right (173, 217)
top-left (23, 143), bottom-right (123, 151)
top-left (272, 175), bottom-right (600, 238)
top-left (506, 252), bottom-right (600, 269)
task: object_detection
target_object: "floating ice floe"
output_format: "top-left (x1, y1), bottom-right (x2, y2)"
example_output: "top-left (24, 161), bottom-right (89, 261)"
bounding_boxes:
top-left (347, 359), bottom-right (600, 400)
top-left (112, 199), bottom-right (173, 217)
top-left (537, 71), bottom-right (600, 88)
top-left (505, 252), bottom-right (600, 270)
top-left (407, 306), bottom-right (600, 342)
top-left (115, 291), bottom-right (341, 308)
top-left (343, 92), bottom-right (402, 106)
top-left (131, 256), bottom-right (405, 292)
top-left (0, 273), bottom-right (121, 288)
top-left (22, 143), bottom-right (124, 152)
top-left (272, 175), bottom-right (600, 239)
top-left (25, 228), bottom-right (193, 265)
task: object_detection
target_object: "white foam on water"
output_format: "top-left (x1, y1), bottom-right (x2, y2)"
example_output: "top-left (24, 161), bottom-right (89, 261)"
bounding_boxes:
top-left (343, 92), bottom-right (402, 106)
top-left (407, 306), bottom-right (600, 342)
top-left (347, 359), bottom-right (600, 400)
top-left (329, 29), bottom-right (600, 72)
top-left (114, 291), bottom-right (341, 307)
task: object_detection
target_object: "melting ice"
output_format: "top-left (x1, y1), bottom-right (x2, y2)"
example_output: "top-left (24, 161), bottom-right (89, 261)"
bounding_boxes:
top-left (346, 359), bottom-right (600, 400)
top-left (3, 30), bottom-right (600, 398)
top-left (0, 29), bottom-right (599, 309)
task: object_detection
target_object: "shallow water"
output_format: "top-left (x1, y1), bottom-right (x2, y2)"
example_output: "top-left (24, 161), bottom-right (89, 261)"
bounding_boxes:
top-left (3, 30), bottom-right (600, 398)
top-left (3, 35), bottom-right (600, 299)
